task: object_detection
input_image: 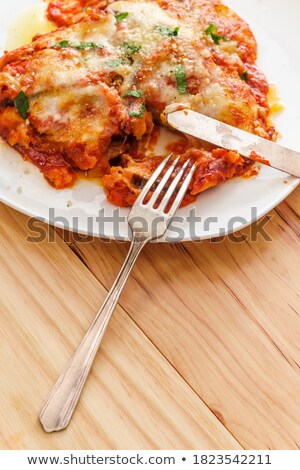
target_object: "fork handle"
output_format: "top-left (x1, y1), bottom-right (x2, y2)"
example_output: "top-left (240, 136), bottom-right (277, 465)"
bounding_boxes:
top-left (39, 238), bottom-right (148, 433)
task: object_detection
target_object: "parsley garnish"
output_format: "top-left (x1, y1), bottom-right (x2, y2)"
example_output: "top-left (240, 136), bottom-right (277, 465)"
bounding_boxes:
top-left (15, 91), bottom-right (29, 120)
top-left (53, 40), bottom-right (70, 48)
top-left (205, 23), bottom-right (229, 45)
top-left (174, 65), bottom-right (187, 94)
top-left (107, 58), bottom-right (124, 67)
top-left (74, 42), bottom-right (103, 50)
top-left (122, 42), bottom-right (141, 57)
top-left (241, 71), bottom-right (249, 81)
top-left (53, 41), bottom-right (103, 50)
top-left (129, 105), bottom-right (146, 118)
top-left (115, 12), bottom-right (128, 23)
top-left (156, 25), bottom-right (179, 36)
top-left (123, 90), bottom-right (144, 98)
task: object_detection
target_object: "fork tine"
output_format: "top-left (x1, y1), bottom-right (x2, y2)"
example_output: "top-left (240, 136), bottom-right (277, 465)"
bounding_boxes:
top-left (134, 153), bottom-right (173, 205)
top-left (146, 155), bottom-right (180, 207)
top-left (157, 158), bottom-right (190, 212)
top-left (167, 163), bottom-right (197, 216)
top-left (158, 160), bottom-right (196, 215)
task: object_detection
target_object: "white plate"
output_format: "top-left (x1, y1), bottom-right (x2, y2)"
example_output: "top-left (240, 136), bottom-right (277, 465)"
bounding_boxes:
top-left (0, 0), bottom-right (299, 241)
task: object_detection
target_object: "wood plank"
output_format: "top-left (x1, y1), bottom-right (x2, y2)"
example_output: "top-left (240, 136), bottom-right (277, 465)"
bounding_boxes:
top-left (275, 187), bottom-right (300, 237)
top-left (72, 187), bottom-right (300, 449)
top-left (0, 203), bottom-right (240, 450)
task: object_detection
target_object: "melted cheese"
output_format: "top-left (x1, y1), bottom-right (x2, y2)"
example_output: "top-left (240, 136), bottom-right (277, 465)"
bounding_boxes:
top-left (109, 1), bottom-right (193, 52)
top-left (268, 82), bottom-right (284, 114)
top-left (4, 1), bottom-right (267, 140)
top-left (64, 15), bottom-right (117, 45)
top-left (0, 0), bottom-right (276, 195)
top-left (0, 0), bottom-right (276, 182)
top-left (30, 85), bottom-right (112, 142)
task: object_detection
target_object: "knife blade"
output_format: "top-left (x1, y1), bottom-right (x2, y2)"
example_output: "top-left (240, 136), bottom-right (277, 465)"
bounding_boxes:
top-left (167, 109), bottom-right (300, 178)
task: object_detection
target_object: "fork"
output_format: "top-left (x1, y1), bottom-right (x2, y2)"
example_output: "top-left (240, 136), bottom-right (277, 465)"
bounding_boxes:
top-left (39, 153), bottom-right (196, 433)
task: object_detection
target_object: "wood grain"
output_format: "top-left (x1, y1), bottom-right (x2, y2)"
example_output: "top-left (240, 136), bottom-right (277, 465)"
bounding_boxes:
top-left (0, 204), bottom-right (240, 450)
top-left (69, 187), bottom-right (300, 450)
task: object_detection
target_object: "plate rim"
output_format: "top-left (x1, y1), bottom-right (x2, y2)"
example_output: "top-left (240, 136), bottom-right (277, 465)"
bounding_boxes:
top-left (0, 176), bottom-right (298, 242)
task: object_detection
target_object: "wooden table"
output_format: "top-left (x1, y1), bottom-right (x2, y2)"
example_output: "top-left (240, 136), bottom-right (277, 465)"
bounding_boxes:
top-left (0, 186), bottom-right (299, 450)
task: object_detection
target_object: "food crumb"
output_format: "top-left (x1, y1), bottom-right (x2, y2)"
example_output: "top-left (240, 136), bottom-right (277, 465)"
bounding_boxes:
top-left (67, 200), bottom-right (73, 207)
top-left (242, 164), bottom-right (260, 179)
top-left (16, 186), bottom-right (22, 194)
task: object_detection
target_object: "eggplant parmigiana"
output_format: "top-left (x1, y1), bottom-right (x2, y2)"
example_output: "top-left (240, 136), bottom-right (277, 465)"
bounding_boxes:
top-left (0, 0), bottom-right (276, 207)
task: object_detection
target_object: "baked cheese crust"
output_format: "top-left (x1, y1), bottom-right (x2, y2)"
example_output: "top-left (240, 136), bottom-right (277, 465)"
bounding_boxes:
top-left (0, 0), bottom-right (276, 206)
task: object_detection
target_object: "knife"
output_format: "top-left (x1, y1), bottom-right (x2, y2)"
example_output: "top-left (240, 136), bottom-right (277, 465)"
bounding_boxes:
top-left (167, 109), bottom-right (300, 178)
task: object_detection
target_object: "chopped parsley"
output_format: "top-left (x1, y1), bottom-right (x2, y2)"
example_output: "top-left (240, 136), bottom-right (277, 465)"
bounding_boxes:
top-left (174, 64), bottom-right (187, 94)
top-left (129, 105), bottom-right (146, 118)
top-left (15, 91), bottom-right (29, 120)
top-left (53, 40), bottom-right (70, 48)
top-left (74, 42), bottom-right (103, 50)
top-left (107, 58), bottom-right (124, 67)
top-left (205, 23), bottom-right (229, 45)
top-left (122, 42), bottom-right (141, 57)
top-left (53, 40), bottom-right (103, 50)
top-left (123, 90), bottom-right (144, 98)
top-left (115, 12), bottom-right (128, 23)
top-left (241, 71), bottom-right (249, 81)
top-left (156, 25), bottom-right (179, 36)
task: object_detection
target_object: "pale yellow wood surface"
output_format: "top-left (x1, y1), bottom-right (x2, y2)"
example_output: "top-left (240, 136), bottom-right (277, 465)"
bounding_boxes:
top-left (65, 187), bottom-right (300, 450)
top-left (0, 204), bottom-right (240, 450)
top-left (0, 187), bottom-right (299, 450)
